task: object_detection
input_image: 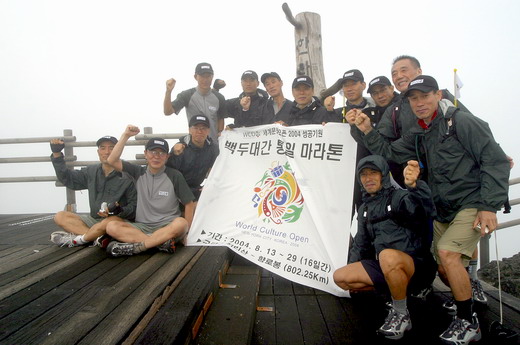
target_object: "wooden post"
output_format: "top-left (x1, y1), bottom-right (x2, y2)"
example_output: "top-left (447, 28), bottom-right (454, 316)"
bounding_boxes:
top-left (283, 3), bottom-right (326, 97)
top-left (63, 129), bottom-right (77, 212)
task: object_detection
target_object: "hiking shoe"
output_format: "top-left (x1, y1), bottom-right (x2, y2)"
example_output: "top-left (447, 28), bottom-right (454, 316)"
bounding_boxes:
top-left (439, 313), bottom-right (481, 344)
top-left (410, 286), bottom-right (432, 300)
top-left (106, 241), bottom-right (138, 257)
top-left (377, 307), bottom-right (412, 340)
top-left (93, 235), bottom-right (112, 249)
top-left (471, 279), bottom-right (488, 304)
top-left (157, 239), bottom-right (176, 253)
top-left (442, 298), bottom-right (457, 315)
top-left (50, 231), bottom-right (79, 247)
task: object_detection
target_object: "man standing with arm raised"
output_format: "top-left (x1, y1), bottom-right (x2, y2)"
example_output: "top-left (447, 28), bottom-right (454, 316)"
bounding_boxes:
top-left (163, 62), bottom-right (226, 142)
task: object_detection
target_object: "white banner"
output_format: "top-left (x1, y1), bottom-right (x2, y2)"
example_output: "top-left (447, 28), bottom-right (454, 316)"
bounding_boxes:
top-left (187, 123), bottom-right (356, 296)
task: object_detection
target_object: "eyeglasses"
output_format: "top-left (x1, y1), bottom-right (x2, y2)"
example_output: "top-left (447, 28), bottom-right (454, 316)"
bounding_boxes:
top-left (147, 150), bottom-right (168, 157)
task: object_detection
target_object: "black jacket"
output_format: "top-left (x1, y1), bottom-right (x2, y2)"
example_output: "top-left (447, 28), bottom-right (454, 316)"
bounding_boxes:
top-left (349, 155), bottom-right (436, 263)
top-left (283, 97), bottom-right (331, 126)
top-left (226, 89), bottom-right (271, 128)
top-left (363, 103), bottom-right (510, 223)
top-left (166, 135), bottom-right (219, 200)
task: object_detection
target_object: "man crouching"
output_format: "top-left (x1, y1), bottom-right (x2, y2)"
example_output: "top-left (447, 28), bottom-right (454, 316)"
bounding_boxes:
top-left (333, 155), bottom-right (436, 340)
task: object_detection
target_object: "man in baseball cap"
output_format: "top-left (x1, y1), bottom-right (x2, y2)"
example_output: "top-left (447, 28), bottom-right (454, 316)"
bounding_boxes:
top-left (277, 75), bottom-right (331, 126)
top-left (355, 75), bottom-right (511, 344)
top-left (325, 69), bottom-right (374, 123)
top-left (260, 72), bottom-right (292, 123)
top-left (49, 133), bottom-right (137, 248)
top-left (164, 62), bottom-right (226, 143)
top-left (167, 114), bottom-right (218, 201)
top-left (105, 125), bottom-right (195, 257)
top-left (225, 70), bottom-right (271, 128)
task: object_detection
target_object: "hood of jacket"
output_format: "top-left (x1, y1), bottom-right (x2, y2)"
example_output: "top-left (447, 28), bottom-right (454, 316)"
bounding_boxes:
top-left (356, 155), bottom-right (393, 193)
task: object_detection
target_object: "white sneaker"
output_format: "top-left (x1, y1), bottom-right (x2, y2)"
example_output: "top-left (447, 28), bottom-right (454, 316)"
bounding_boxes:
top-left (471, 279), bottom-right (488, 304)
top-left (50, 231), bottom-right (79, 247)
top-left (439, 313), bottom-right (481, 344)
top-left (377, 307), bottom-right (412, 340)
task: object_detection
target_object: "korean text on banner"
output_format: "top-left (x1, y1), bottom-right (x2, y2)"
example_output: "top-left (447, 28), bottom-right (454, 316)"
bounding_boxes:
top-left (186, 123), bottom-right (357, 296)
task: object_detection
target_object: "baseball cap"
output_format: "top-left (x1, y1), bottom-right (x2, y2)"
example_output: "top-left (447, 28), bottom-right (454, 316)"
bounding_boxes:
top-left (403, 75), bottom-right (439, 97)
top-left (292, 75), bottom-right (314, 88)
top-left (241, 70), bottom-right (259, 80)
top-left (261, 72), bottom-right (281, 84)
top-left (96, 136), bottom-right (118, 147)
top-left (367, 76), bottom-right (392, 93)
top-left (195, 62), bottom-right (214, 75)
top-left (341, 69), bottom-right (364, 83)
top-left (145, 137), bottom-right (169, 152)
top-left (189, 115), bottom-right (210, 127)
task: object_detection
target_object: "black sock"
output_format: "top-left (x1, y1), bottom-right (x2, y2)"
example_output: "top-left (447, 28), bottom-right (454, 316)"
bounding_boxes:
top-left (455, 298), bottom-right (473, 321)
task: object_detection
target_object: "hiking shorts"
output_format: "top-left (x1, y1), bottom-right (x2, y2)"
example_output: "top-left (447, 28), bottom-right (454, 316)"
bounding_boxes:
top-left (79, 214), bottom-right (102, 228)
top-left (433, 208), bottom-right (481, 267)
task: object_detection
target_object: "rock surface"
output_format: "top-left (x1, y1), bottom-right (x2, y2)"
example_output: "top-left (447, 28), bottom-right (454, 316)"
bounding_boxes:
top-left (479, 252), bottom-right (520, 298)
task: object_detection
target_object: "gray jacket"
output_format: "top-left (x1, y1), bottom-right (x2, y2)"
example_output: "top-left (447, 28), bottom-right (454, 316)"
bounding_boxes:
top-left (51, 154), bottom-right (137, 220)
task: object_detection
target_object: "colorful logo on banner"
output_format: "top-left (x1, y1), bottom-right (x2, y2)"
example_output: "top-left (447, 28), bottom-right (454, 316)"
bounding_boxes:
top-left (252, 161), bottom-right (304, 224)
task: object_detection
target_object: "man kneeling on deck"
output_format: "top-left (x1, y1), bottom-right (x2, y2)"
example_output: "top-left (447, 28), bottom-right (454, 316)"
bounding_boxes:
top-left (333, 155), bottom-right (436, 340)
top-left (49, 136), bottom-right (137, 247)
top-left (105, 125), bottom-right (195, 256)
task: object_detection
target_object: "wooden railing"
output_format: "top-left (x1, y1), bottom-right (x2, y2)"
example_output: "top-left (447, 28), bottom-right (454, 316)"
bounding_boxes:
top-left (0, 129), bottom-right (517, 265)
top-left (0, 128), bottom-right (185, 211)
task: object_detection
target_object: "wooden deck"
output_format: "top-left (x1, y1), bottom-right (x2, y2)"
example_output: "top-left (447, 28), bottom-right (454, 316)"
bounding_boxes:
top-left (1, 214), bottom-right (519, 345)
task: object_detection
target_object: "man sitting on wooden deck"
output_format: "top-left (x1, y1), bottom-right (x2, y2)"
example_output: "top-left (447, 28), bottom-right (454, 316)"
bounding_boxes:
top-left (105, 125), bottom-right (195, 257)
top-left (333, 155), bottom-right (436, 340)
top-left (49, 136), bottom-right (137, 247)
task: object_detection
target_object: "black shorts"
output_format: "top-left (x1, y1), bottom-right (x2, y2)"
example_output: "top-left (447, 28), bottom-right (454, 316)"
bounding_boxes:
top-left (360, 255), bottom-right (436, 296)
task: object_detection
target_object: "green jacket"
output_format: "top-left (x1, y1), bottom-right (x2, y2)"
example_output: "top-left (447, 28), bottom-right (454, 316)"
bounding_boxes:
top-left (51, 154), bottom-right (137, 220)
top-left (363, 103), bottom-right (510, 223)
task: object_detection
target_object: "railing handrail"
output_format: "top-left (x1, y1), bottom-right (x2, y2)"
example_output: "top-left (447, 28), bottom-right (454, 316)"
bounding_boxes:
top-left (0, 127), bottom-right (517, 266)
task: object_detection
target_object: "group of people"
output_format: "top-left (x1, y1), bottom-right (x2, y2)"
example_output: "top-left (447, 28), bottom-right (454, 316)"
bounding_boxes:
top-left (48, 56), bottom-right (511, 345)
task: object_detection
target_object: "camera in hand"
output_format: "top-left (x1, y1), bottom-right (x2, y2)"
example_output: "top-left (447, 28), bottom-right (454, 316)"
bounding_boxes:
top-left (99, 201), bottom-right (122, 215)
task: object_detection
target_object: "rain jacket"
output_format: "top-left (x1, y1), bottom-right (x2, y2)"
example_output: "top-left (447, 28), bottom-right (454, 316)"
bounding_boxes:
top-left (349, 155), bottom-right (436, 263)
top-left (363, 103), bottom-right (510, 223)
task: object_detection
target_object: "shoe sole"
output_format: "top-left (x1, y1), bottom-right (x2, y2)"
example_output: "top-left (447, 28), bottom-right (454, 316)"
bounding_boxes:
top-left (377, 323), bottom-right (412, 340)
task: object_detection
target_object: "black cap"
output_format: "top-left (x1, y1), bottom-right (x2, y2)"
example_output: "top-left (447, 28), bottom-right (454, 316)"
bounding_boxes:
top-left (195, 62), bottom-right (214, 75)
top-left (96, 136), bottom-right (118, 147)
top-left (403, 75), bottom-right (439, 97)
top-left (261, 72), bottom-right (281, 84)
top-left (241, 70), bottom-right (258, 80)
top-left (342, 69), bottom-right (364, 83)
top-left (189, 114), bottom-right (210, 127)
top-left (367, 76), bottom-right (392, 93)
top-left (359, 162), bottom-right (381, 173)
top-left (145, 137), bottom-right (169, 152)
top-left (292, 75), bottom-right (314, 88)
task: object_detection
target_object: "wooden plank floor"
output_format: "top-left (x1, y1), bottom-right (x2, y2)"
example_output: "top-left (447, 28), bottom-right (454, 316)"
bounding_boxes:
top-left (1, 214), bottom-right (519, 345)
top-left (252, 266), bottom-right (520, 345)
top-left (0, 214), bottom-right (232, 345)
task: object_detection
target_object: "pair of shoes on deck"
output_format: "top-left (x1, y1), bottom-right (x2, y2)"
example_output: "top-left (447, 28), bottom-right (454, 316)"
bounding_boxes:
top-left (377, 307), bottom-right (412, 340)
top-left (439, 313), bottom-right (481, 344)
top-left (50, 231), bottom-right (85, 247)
top-left (106, 239), bottom-right (175, 257)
